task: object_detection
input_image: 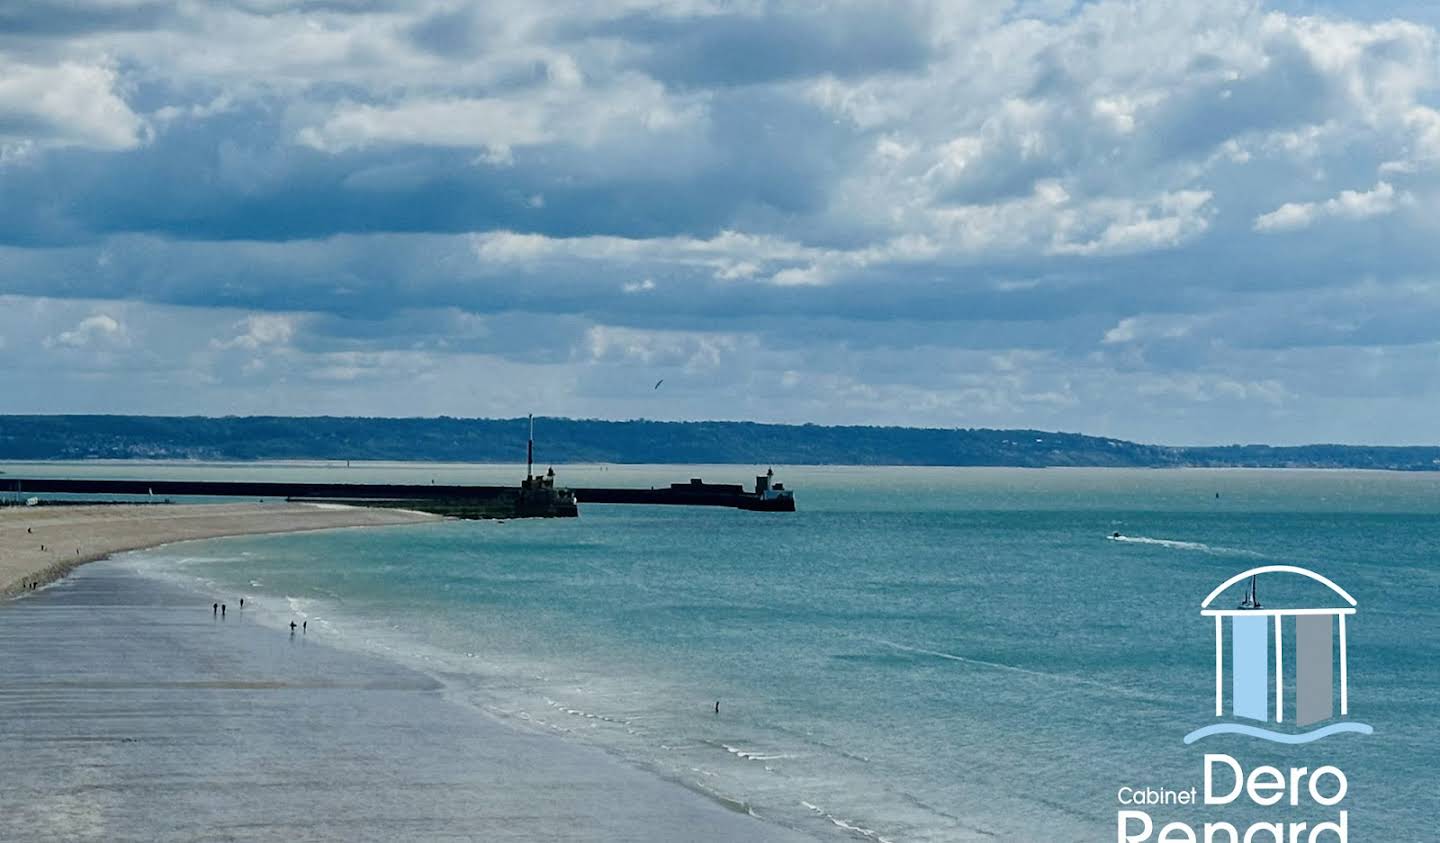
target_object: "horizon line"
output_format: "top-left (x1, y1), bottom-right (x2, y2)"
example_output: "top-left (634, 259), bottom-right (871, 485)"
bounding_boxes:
top-left (2, 413), bottom-right (1439, 451)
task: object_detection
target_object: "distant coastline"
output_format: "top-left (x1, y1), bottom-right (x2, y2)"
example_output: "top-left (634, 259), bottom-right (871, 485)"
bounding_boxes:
top-left (2, 415), bottom-right (1438, 471)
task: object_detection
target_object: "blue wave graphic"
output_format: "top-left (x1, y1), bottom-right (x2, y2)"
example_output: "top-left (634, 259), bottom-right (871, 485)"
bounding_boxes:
top-left (1183, 722), bottom-right (1373, 745)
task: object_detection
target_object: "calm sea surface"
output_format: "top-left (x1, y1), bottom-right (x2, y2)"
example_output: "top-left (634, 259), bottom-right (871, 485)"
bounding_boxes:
top-left (10, 463), bottom-right (1437, 841)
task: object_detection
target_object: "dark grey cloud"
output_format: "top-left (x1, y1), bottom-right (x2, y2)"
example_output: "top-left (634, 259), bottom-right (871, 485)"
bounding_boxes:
top-left (0, 2), bottom-right (174, 39)
top-left (405, 6), bottom-right (497, 58)
top-left (571, 5), bottom-right (935, 88)
top-left (0, 85), bottom-right (853, 246)
top-left (1147, 40), bottom-right (1335, 159)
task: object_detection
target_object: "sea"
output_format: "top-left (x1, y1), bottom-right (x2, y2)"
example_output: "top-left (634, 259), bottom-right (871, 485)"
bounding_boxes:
top-left (6, 463), bottom-right (1436, 841)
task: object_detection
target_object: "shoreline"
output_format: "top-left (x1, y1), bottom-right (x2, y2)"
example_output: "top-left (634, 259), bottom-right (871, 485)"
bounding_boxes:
top-left (0, 503), bottom-right (439, 599)
top-left (1, 503), bottom-right (823, 839)
top-left (0, 556), bottom-right (814, 841)
top-left (112, 535), bottom-right (823, 841)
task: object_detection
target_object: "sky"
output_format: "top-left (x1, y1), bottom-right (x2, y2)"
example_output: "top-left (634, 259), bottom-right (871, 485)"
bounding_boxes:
top-left (1, 0), bottom-right (1438, 445)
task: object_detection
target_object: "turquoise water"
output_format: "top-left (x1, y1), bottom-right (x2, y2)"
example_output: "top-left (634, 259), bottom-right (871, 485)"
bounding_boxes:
top-left (94, 466), bottom-right (1438, 841)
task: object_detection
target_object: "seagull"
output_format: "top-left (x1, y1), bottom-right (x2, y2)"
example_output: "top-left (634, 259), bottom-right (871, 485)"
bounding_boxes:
top-left (654, 379), bottom-right (664, 390)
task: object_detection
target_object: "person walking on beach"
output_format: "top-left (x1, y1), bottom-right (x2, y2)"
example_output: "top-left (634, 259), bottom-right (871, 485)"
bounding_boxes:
top-left (213, 602), bottom-right (218, 616)
top-left (302, 621), bottom-right (307, 633)
top-left (221, 603), bottom-right (226, 618)
top-left (239, 598), bottom-right (244, 609)
top-left (715, 700), bottom-right (720, 714)
top-left (290, 621), bottom-right (297, 635)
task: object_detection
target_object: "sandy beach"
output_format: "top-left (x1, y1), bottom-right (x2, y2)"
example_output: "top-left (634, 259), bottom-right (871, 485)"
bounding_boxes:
top-left (0, 534), bottom-right (814, 841)
top-left (0, 503), bottom-right (437, 598)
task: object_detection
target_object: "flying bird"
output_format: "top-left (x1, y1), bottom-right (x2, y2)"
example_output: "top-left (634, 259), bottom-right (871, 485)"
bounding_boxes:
top-left (654, 379), bottom-right (664, 390)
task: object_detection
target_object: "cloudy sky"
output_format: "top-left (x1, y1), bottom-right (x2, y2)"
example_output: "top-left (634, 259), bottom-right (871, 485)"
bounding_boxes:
top-left (2, 0), bottom-right (1438, 444)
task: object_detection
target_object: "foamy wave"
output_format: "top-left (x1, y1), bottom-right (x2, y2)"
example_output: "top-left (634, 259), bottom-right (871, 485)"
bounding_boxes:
top-left (801, 801), bottom-right (897, 843)
top-left (285, 596), bottom-right (315, 617)
top-left (720, 743), bottom-right (796, 762)
top-left (542, 698), bottom-right (637, 731)
top-left (1107, 534), bottom-right (1265, 557)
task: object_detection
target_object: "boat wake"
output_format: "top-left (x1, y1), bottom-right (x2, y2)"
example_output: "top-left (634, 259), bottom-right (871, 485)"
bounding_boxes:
top-left (1183, 722), bottom-right (1373, 745)
top-left (869, 638), bottom-right (1166, 702)
top-left (1107, 534), bottom-right (1265, 558)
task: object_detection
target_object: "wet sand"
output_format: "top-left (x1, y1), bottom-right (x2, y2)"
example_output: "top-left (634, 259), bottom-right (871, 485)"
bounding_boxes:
top-left (0, 562), bottom-right (813, 841)
top-left (0, 503), bottom-right (437, 598)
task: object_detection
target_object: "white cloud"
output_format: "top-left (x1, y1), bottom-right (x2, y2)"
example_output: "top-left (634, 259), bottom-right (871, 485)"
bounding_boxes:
top-left (307, 350), bottom-right (433, 383)
top-left (1050, 191), bottom-right (1215, 257)
top-left (470, 231), bottom-right (556, 263)
top-left (0, 60), bottom-right (145, 151)
top-left (1102, 318), bottom-right (1140, 345)
top-left (46, 313), bottom-right (125, 349)
top-left (1136, 373), bottom-right (1289, 405)
top-left (467, 230), bottom-right (823, 283)
top-left (212, 314), bottom-right (298, 350)
top-left (714, 261), bottom-right (760, 280)
top-left (584, 325), bottom-right (748, 370)
top-left (298, 97), bottom-right (552, 156)
top-left (926, 186), bottom-right (1214, 258)
top-left (1102, 315), bottom-right (1199, 345)
top-left (298, 77), bottom-right (701, 156)
top-left (769, 266), bottom-right (828, 287)
top-left (1253, 182), bottom-right (1403, 232)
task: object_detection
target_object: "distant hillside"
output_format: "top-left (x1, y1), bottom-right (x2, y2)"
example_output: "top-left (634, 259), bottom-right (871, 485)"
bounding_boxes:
top-left (0, 415), bottom-right (1437, 470)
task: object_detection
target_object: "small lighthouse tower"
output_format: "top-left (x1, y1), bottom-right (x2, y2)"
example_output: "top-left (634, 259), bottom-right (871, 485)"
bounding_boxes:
top-left (517, 414), bottom-right (577, 517)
